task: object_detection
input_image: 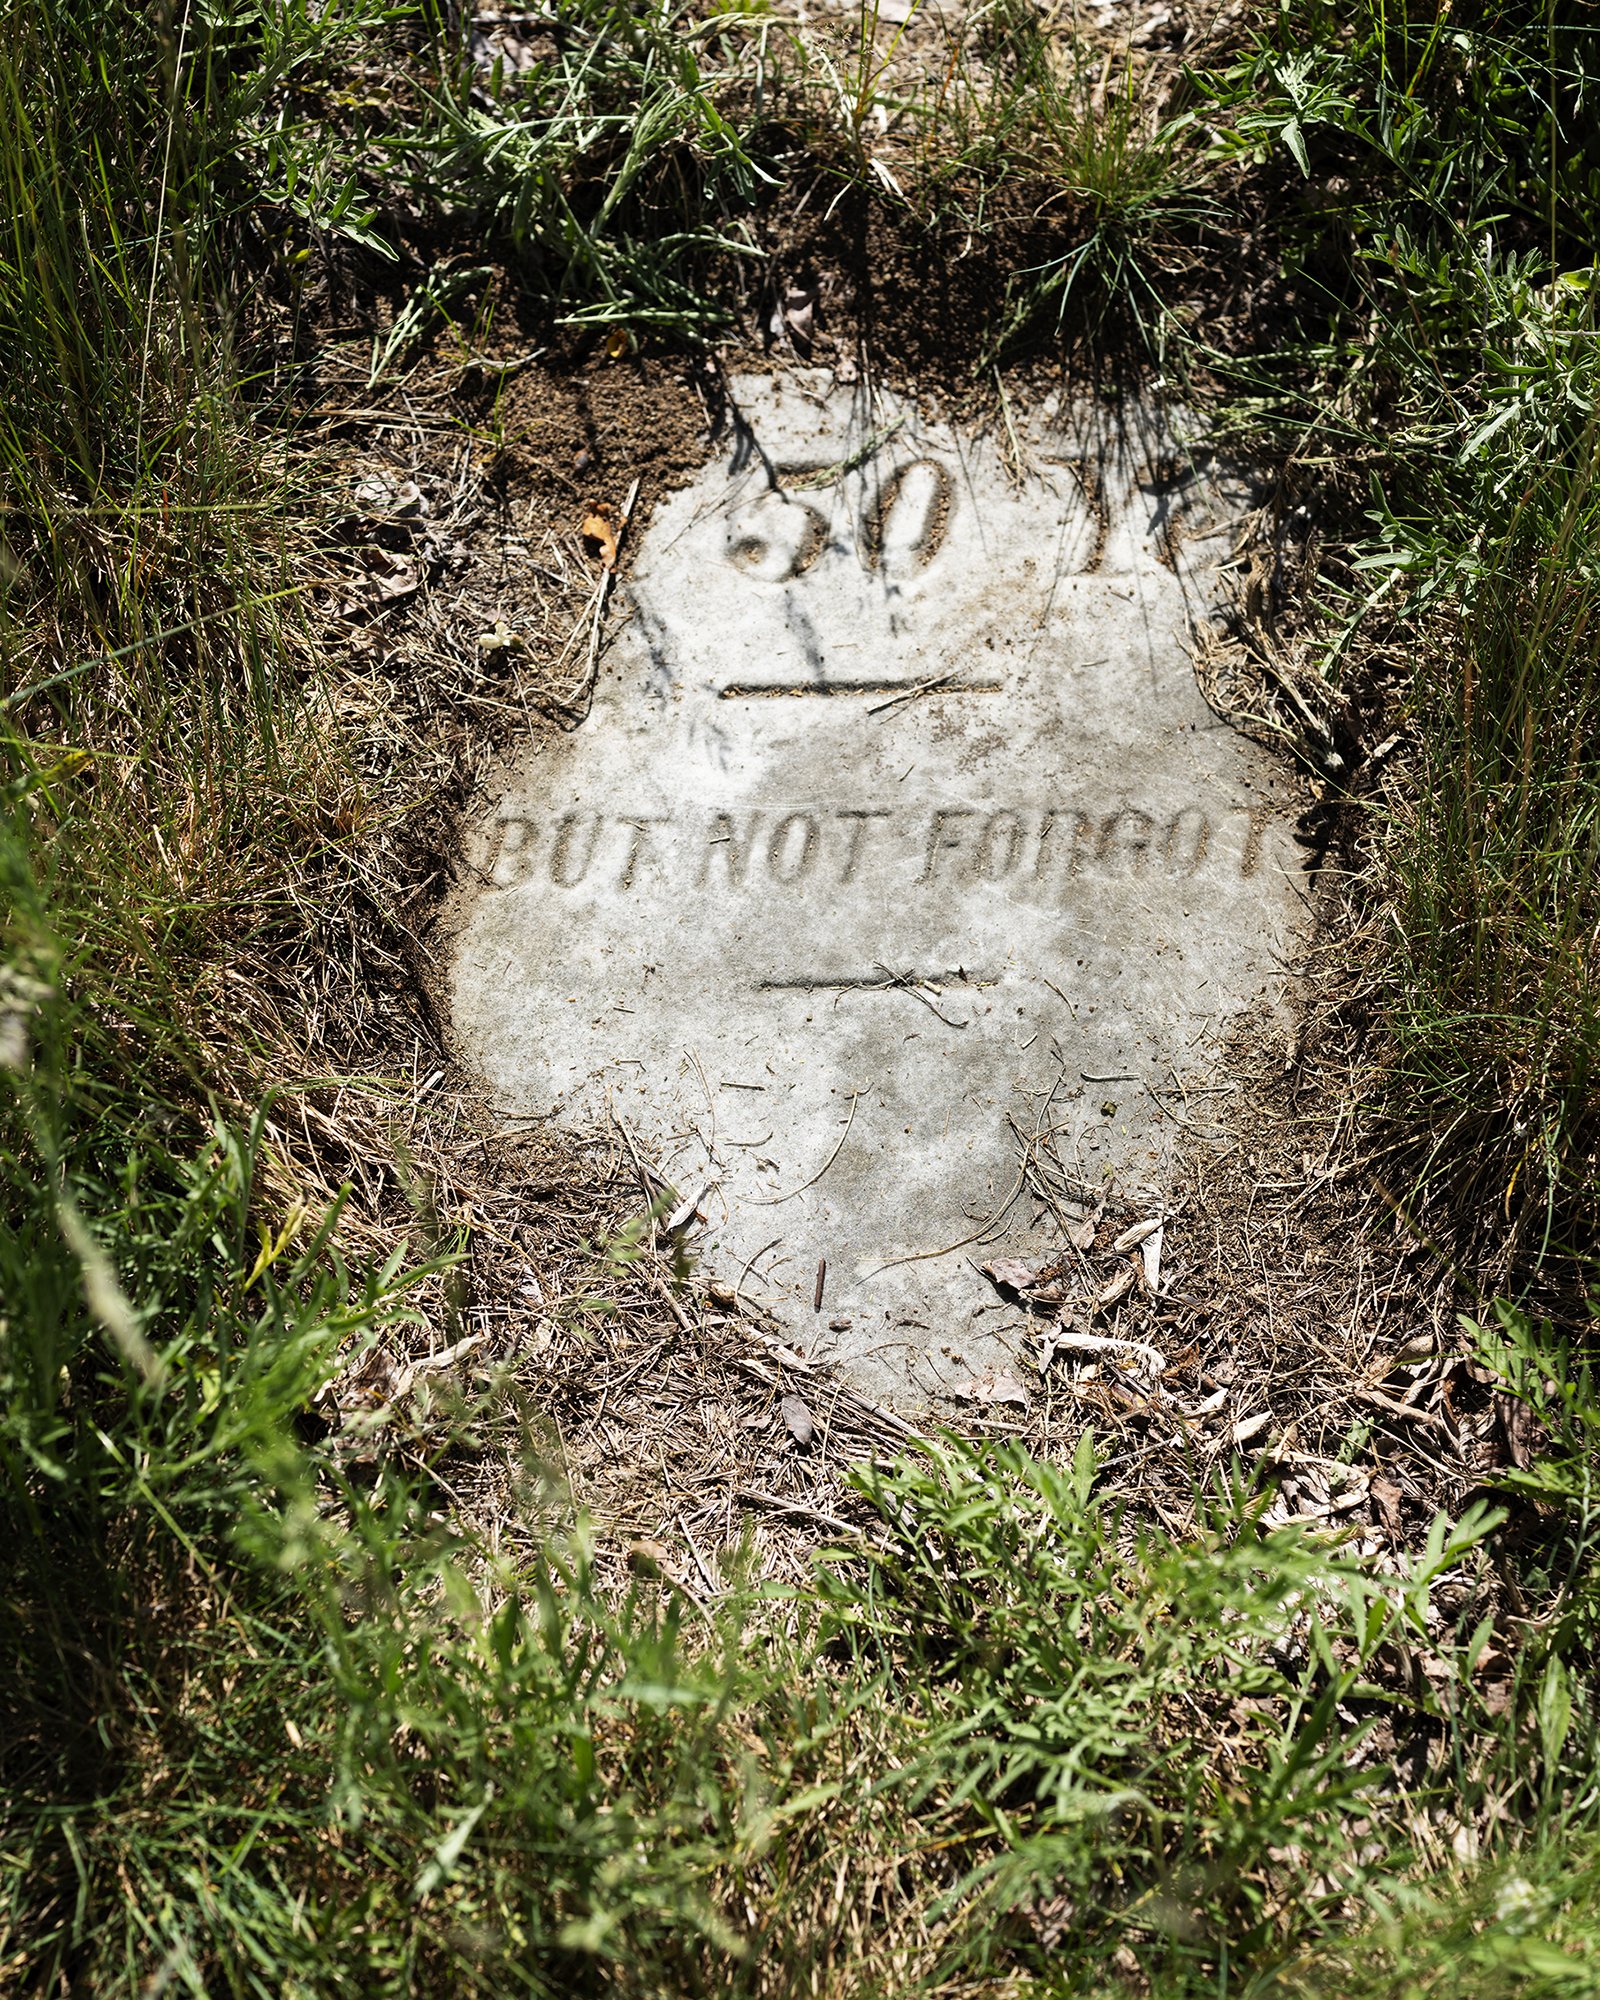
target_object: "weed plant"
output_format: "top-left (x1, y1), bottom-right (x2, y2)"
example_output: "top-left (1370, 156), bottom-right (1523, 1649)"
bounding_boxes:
top-left (908, 2), bottom-right (1219, 357)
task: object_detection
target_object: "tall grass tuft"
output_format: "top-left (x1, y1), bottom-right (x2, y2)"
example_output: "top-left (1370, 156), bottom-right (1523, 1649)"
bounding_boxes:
top-left (1384, 418), bottom-right (1600, 1259)
top-left (417, 0), bottom-right (773, 337)
top-left (1200, 0), bottom-right (1600, 1269)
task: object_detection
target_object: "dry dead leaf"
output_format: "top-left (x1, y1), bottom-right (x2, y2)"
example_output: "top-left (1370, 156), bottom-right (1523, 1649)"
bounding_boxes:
top-left (604, 326), bottom-right (630, 360)
top-left (1495, 1390), bottom-right (1543, 1470)
top-left (665, 1177), bottom-right (717, 1233)
top-left (1094, 1263), bottom-right (1137, 1310)
top-left (780, 1394), bottom-right (815, 1448)
top-left (1039, 1327), bottom-right (1166, 1378)
top-left (782, 283), bottom-right (815, 353)
top-left (1369, 1472), bottom-right (1406, 1538)
top-left (1112, 1217), bottom-right (1161, 1254)
top-left (581, 507), bottom-right (618, 568)
top-left (340, 550), bottom-right (420, 615)
top-left (769, 281), bottom-right (817, 355)
top-left (353, 472), bottom-right (429, 519)
top-left (1231, 1410), bottom-right (1272, 1448)
top-left (471, 20), bottom-right (554, 74)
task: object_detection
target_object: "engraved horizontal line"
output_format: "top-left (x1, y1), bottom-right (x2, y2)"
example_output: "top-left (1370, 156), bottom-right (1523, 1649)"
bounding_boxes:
top-left (757, 969), bottom-right (995, 992)
top-left (716, 678), bottom-right (1004, 700)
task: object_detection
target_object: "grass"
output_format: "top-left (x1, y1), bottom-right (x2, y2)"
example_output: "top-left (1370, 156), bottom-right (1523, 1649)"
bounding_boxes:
top-left (419, 0), bottom-right (774, 335)
top-left (4, 0), bottom-right (1600, 1994)
top-left (1188, 0), bottom-right (1600, 1269)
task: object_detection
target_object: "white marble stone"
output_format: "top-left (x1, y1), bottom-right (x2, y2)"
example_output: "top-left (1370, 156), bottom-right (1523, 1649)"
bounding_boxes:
top-left (448, 373), bottom-right (1304, 1406)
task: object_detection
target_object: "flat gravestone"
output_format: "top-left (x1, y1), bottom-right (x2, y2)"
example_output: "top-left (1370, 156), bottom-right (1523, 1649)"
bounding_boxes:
top-left (448, 375), bottom-right (1303, 1407)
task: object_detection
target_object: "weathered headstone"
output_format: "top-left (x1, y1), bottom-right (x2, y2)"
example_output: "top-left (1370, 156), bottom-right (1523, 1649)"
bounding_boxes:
top-left (448, 374), bottom-right (1303, 1406)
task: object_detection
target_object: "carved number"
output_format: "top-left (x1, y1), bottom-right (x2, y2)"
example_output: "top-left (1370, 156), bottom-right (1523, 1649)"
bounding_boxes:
top-left (725, 490), bottom-right (828, 583)
top-left (725, 457), bottom-right (953, 581)
top-left (863, 459), bottom-right (951, 571)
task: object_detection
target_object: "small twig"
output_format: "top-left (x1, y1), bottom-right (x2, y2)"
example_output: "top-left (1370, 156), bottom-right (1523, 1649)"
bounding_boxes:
top-left (864, 1166), bottom-right (1026, 1275)
top-left (872, 962), bottom-right (970, 1027)
top-left (646, 1266), bottom-right (694, 1334)
top-left (866, 669), bottom-right (961, 714)
top-left (785, 417), bottom-right (906, 491)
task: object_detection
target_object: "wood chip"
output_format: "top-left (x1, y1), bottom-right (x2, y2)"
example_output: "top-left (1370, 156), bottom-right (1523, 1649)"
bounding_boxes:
top-left (1141, 1223), bottom-right (1164, 1294)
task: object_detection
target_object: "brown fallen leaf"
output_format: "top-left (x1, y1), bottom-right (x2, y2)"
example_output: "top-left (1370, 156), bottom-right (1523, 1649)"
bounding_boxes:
top-left (781, 282), bottom-right (815, 355)
top-left (604, 326), bottom-right (630, 360)
top-left (1495, 1390), bottom-right (1544, 1470)
top-left (581, 506), bottom-right (618, 568)
top-left (1094, 1263), bottom-right (1137, 1310)
top-left (339, 549), bottom-right (420, 616)
top-left (1475, 1644), bottom-right (1516, 1718)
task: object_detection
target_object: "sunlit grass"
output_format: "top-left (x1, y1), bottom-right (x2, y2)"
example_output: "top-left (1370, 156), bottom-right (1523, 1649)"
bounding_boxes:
top-left (4, 0), bottom-right (1600, 1994)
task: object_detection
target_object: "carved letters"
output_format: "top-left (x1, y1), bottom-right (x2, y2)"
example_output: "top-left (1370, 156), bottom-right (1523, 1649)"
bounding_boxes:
top-left (489, 803), bottom-right (1267, 894)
